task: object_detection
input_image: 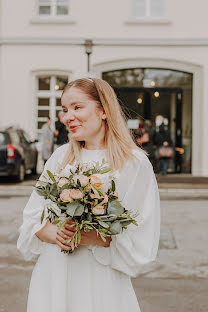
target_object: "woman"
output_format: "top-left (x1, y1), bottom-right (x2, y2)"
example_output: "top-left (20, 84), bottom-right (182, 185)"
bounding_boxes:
top-left (17, 78), bottom-right (160, 312)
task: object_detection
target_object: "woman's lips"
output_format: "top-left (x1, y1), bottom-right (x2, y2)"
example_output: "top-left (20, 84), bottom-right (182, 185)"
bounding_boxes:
top-left (69, 125), bottom-right (80, 132)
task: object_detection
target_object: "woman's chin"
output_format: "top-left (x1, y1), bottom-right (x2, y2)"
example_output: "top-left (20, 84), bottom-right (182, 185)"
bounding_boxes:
top-left (71, 133), bottom-right (85, 141)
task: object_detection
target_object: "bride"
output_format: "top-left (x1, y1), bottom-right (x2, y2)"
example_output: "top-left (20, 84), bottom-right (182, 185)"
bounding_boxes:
top-left (17, 77), bottom-right (160, 312)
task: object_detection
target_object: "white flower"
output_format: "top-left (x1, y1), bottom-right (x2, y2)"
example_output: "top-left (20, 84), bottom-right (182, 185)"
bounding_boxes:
top-left (77, 175), bottom-right (89, 187)
top-left (58, 177), bottom-right (69, 187)
top-left (45, 202), bottom-right (61, 217)
top-left (59, 164), bottom-right (76, 178)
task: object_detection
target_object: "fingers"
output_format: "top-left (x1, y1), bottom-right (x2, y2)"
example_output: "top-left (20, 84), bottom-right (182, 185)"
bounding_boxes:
top-left (56, 239), bottom-right (71, 251)
top-left (64, 224), bottom-right (76, 232)
top-left (67, 218), bottom-right (76, 227)
top-left (58, 228), bottom-right (74, 239)
top-left (56, 233), bottom-right (71, 250)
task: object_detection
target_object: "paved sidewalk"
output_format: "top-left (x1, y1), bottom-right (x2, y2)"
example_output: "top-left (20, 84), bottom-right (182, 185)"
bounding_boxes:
top-left (0, 180), bottom-right (207, 199)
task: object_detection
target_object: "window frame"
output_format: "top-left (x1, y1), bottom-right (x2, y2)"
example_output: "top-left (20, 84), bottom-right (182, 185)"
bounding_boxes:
top-left (132, 0), bottom-right (164, 19)
top-left (35, 74), bottom-right (69, 139)
top-left (38, 0), bottom-right (69, 17)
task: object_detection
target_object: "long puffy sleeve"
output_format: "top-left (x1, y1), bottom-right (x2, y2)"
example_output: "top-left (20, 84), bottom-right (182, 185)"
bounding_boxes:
top-left (17, 144), bottom-right (68, 261)
top-left (89, 150), bottom-right (160, 277)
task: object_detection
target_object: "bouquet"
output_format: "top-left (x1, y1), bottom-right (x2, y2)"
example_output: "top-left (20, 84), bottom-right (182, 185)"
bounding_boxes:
top-left (35, 160), bottom-right (138, 253)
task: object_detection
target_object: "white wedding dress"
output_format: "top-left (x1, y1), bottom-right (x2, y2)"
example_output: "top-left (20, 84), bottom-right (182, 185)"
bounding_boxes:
top-left (17, 144), bottom-right (160, 312)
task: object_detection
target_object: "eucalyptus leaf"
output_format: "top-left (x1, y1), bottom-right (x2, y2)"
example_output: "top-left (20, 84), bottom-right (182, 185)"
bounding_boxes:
top-left (36, 180), bottom-right (48, 187)
top-left (47, 170), bottom-right (56, 183)
top-left (36, 190), bottom-right (46, 197)
top-left (73, 204), bottom-right (84, 217)
top-left (71, 236), bottom-right (75, 250)
top-left (109, 221), bottom-right (122, 235)
top-left (120, 220), bottom-right (132, 227)
top-left (57, 219), bottom-right (68, 232)
top-left (98, 220), bottom-right (110, 229)
top-left (52, 219), bottom-right (60, 225)
top-left (66, 202), bottom-right (79, 217)
top-left (77, 230), bottom-right (82, 244)
top-left (87, 213), bottom-right (92, 222)
top-left (112, 180), bottom-right (115, 192)
top-left (41, 209), bottom-right (45, 224)
top-left (107, 201), bottom-right (124, 216)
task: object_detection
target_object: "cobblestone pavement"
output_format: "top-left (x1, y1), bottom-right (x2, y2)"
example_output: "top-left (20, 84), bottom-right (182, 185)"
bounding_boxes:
top-left (0, 183), bottom-right (208, 312)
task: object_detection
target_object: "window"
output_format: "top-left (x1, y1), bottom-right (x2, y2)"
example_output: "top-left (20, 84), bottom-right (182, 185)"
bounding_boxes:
top-left (36, 75), bottom-right (68, 138)
top-left (38, 0), bottom-right (69, 16)
top-left (133, 0), bottom-right (164, 18)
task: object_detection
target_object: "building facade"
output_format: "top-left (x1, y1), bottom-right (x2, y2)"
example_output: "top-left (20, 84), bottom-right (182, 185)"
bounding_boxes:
top-left (0, 0), bottom-right (207, 176)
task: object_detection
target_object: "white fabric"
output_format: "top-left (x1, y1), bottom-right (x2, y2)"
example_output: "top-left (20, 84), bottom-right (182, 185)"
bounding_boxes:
top-left (17, 144), bottom-right (160, 312)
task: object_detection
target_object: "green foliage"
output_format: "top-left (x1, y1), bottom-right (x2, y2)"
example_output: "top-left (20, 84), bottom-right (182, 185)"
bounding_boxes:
top-left (66, 202), bottom-right (84, 217)
top-left (47, 170), bottom-right (56, 183)
top-left (107, 200), bottom-right (124, 216)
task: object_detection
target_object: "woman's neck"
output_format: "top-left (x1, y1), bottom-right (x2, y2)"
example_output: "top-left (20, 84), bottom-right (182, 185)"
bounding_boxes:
top-left (84, 141), bottom-right (105, 150)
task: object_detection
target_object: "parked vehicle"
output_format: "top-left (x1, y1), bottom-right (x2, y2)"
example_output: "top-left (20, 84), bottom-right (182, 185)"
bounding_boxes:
top-left (0, 127), bottom-right (38, 182)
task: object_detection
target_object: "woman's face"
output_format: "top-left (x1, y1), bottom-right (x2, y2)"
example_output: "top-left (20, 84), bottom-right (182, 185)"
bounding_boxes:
top-left (61, 87), bottom-right (106, 143)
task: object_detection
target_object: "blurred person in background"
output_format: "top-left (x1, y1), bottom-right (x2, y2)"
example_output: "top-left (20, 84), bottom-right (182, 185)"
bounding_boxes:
top-left (54, 111), bottom-right (69, 149)
top-left (154, 121), bottom-right (173, 175)
top-left (136, 120), bottom-right (156, 171)
top-left (41, 117), bottom-right (54, 164)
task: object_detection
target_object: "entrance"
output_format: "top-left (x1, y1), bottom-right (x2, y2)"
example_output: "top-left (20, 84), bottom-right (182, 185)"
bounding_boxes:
top-left (103, 68), bottom-right (192, 173)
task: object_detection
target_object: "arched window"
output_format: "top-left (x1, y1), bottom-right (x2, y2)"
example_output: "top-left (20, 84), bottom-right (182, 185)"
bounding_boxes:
top-left (133, 0), bottom-right (164, 18)
top-left (36, 75), bottom-right (68, 139)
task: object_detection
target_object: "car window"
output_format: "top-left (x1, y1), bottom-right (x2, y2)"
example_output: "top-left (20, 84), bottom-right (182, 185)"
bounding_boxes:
top-left (0, 132), bottom-right (10, 144)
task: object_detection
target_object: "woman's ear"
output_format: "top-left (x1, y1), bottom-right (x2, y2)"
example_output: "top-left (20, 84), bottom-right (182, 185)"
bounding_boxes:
top-left (101, 108), bottom-right (106, 120)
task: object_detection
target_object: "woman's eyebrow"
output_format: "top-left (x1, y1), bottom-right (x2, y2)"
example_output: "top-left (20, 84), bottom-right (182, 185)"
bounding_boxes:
top-left (63, 101), bottom-right (85, 107)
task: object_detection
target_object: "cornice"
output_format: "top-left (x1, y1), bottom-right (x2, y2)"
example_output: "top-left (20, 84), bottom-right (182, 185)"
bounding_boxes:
top-left (0, 37), bottom-right (208, 47)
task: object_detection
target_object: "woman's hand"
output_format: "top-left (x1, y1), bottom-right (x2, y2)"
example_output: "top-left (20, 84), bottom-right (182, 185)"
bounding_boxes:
top-left (35, 220), bottom-right (57, 244)
top-left (55, 220), bottom-right (76, 251)
top-left (35, 220), bottom-right (72, 251)
top-left (62, 219), bottom-right (112, 248)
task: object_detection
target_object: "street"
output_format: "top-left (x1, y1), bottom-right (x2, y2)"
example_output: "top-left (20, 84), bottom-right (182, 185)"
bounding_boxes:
top-left (0, 179), bottom-right (208, 312)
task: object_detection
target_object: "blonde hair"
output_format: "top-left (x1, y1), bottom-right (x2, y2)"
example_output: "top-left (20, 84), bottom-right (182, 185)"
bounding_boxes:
top-left (60, 77), bottom-right (141, 171)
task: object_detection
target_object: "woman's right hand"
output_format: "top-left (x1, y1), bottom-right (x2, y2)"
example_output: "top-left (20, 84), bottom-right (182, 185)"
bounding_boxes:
top-left (35, 220), bottom-right (57, 244)
top-left (36, 220), bottom-right (72, 251)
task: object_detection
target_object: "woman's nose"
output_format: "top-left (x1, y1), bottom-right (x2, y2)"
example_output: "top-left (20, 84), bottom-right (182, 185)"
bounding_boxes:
top-left (62, 110), bottom-right (75, 124)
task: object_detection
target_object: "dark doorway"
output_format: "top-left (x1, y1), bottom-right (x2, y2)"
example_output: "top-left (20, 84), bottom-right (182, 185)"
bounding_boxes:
top-left (114, 87), bottom-right (183, 173)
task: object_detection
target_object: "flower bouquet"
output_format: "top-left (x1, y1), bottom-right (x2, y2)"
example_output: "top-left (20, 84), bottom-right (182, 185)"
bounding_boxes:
top-left (35, 160), bottom-right (138, 253)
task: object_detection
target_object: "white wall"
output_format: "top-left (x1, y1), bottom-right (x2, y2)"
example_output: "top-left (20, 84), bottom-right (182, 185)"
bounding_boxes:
top-left (1, 0), bottom-right (208, 39)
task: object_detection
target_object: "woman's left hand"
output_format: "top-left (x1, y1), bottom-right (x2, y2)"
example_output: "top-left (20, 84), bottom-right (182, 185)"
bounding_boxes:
top-left (62, 219), bottom-right (111, 247)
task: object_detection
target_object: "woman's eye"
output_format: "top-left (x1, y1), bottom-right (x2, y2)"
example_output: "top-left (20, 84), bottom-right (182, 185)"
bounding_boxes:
top-left (62, 109), bottom-right (67, 113)
top-left (74, 106), bottom-right (81, 110)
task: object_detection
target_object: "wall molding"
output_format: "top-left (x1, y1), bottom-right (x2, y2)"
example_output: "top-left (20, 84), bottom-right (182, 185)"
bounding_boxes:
top-left (1, 37), bottom-right (208, 47)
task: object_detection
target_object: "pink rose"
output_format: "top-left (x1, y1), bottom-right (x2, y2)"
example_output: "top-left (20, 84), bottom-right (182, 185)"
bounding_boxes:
top-left (89, 176), bottom-right (102, 189)
top-left (70, 189), bottom-right (84, 200)
top-left (91, 204), bottom-right (105, 215)
top-left (60, 189), bottom-right (73, 202)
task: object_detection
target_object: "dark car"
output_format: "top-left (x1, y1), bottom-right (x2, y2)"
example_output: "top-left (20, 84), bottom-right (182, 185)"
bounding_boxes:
top-left (0, 127), bottom-right (38, 182)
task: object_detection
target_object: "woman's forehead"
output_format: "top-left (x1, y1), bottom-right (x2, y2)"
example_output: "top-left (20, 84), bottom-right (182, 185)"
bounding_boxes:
top-left (62, 87), bottom-right (91, 105)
